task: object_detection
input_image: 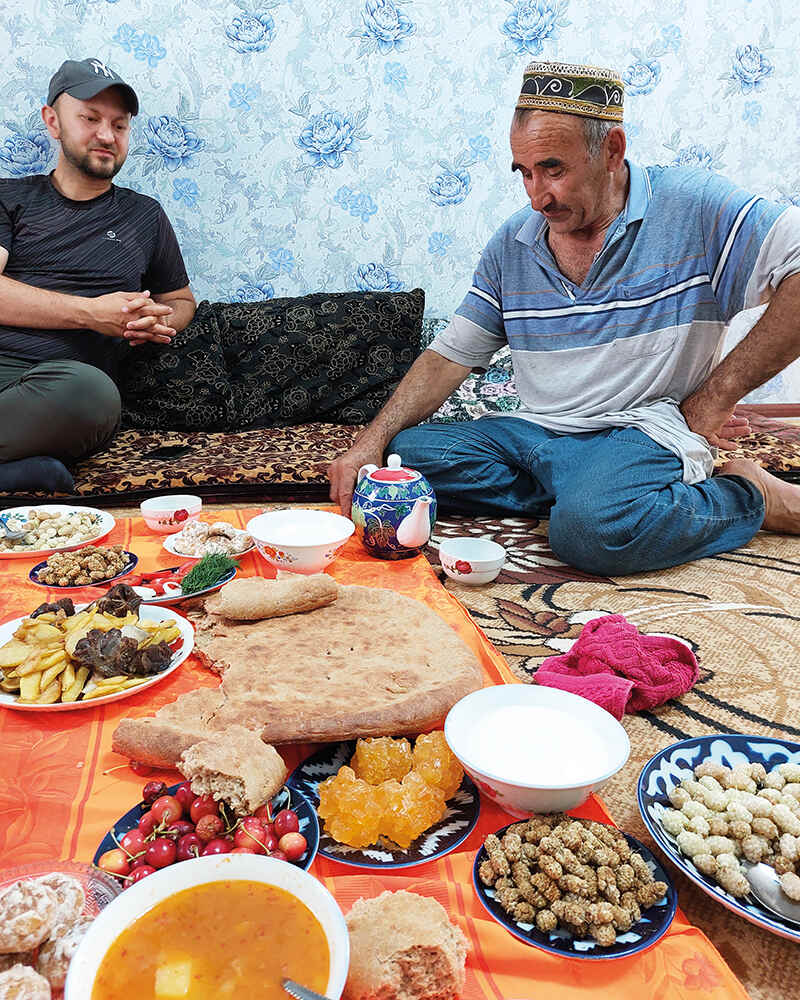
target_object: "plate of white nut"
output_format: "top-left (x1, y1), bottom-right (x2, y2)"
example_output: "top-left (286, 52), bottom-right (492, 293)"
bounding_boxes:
top-left (638, 734), bottom-right (800, 942)
top-left (0, 506), bottom-right (115, 559)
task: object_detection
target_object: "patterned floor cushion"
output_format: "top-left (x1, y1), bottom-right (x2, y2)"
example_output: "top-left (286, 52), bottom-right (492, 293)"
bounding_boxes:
top-left (1, 424), bottom-right (362, 504)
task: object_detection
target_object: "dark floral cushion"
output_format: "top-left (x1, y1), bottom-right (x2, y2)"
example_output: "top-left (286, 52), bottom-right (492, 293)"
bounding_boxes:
top-left (215, 288), bottom-right (425, 428)
top-left (119, 300), bottom-right (235, 431)
top-left (421, 318), bottom-right (520, 423)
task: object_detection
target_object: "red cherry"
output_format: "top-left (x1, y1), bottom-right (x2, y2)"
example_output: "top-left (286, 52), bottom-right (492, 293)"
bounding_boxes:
top-left (273, 809), bottom-right (300, 839)
top-left (150, 795), bottom-right (183, 826)
top-left (269, 849), bottom-right (288, 862)
top-left (230, 846), bottom-right (257, 854)
top-left (128, 865), bottom-right (157, 884)
top-left (175, 781), bottom-right (196, 813)
top-left (278, 832), bottom-right (307, 862)
top-left (202, 838), bottom-right (233, 856)
top-left (97, 848), bottom-right (130, 877)
top-left (146, 836), bottom-right (177, 868)
top-left (120, 829), bottom-right (146, 856)
top-left (253, 803), bottom-right (273, 824)
top-left (166, 820), bottom-right (195, 839)
top-left (233, 818), bottom-right (267, 854)
top-left (142, 780), bottom-right (167, 804)
top-left (190, 795), bottom-right (219, 824)
top-left (176, 832), bottom-right (203, 862)
top-left (195, 814), bottom-right (225, 843)
top-left (128, 855), bottom-right (150, 871)
top-left (129, 761), bottom-right (153, 776)
top-left (138, 811), bottom-right (159, 837)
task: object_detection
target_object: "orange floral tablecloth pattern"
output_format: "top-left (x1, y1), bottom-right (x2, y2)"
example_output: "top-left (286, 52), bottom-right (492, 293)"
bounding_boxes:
top-left (0, 509), bottom-right (748, 999)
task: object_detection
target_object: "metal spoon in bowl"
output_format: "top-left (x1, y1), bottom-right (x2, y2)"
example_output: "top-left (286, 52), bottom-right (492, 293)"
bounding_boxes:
top-left (0, 513), bottom-right (27, 541)
top-left (281, 980), bottom-right (332, 1000)
top-left (742, 861), bottom-right (800, 925)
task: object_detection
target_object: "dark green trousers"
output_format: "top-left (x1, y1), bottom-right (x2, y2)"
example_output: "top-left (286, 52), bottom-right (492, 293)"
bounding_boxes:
top-left (0, 358), bottom-right (120, 463)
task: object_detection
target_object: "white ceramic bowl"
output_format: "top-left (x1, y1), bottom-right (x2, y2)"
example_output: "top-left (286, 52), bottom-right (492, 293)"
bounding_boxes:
top-left (65, 854), bottom-right (350, 1000)
top-left (140, 494), bottom-right (202, 533)
top-left (445, 685), bottom-right (630, 816)
top-left (439, 536), bottom-right (506, 585)
top-left (247, 509), bottom-right (355, 574)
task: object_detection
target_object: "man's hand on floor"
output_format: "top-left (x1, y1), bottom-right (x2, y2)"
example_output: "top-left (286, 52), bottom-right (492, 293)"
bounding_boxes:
top-left (328, 439), bottom-right (385, 518)
top-left (680, 390), bottom-right (751, 450)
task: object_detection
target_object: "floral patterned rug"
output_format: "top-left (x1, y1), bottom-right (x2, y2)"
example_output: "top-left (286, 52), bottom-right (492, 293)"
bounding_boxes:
top-left (425, 514), bottom-right (800, 1000)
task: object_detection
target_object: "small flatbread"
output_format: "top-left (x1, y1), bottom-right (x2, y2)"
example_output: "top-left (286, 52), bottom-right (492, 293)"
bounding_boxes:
top-left (208, 574), bottom-right (338, 621)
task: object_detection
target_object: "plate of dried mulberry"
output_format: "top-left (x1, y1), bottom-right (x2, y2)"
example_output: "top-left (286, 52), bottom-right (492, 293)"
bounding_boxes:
top-left (287, 735), bottom-right (480, 868)
top-left (473, 814), bottom-right (676, 959)
top-left (638, 734), bottom-right (800, 943)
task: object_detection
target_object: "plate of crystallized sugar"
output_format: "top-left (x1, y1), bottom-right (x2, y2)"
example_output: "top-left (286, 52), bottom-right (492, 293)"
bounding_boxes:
top-left (287, 738), bottom-right (480, 869)
top-left (638, 734), bottom-right (800, 943)
top-left (473, 816), bottom-right (676, 960)
top-left (0, 506), bottom-right (115, 559)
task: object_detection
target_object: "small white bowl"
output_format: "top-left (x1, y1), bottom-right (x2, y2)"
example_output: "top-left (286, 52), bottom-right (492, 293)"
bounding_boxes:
top-left (247, 509), bottom-right (355, 574)
top-left (445, 685), bottom-right (630, 816)
top-left (65, 854), bottom-right (350, 1000)
top-left (140, 494), bottom-right (202, 533)
top-left (439, 537), bottom-right (506, 585)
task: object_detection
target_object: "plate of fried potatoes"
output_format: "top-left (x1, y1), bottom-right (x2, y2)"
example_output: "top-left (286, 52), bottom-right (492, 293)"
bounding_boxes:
top-left (0, 603), bottom-right (193, 711)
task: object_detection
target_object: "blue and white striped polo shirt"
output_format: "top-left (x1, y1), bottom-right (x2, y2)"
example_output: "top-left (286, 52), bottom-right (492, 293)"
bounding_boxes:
top-left (430, 161), bottom-right (800, 482)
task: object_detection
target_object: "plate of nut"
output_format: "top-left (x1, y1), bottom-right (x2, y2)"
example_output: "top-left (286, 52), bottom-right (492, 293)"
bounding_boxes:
top-left (29, 546), bottom-right (138, 590)
top-left (638, 734), bottom-right (800, 943)
top-left (473, 814), bottom-right (676, 960)
top-left (0, 506), bottom-right (115, 559)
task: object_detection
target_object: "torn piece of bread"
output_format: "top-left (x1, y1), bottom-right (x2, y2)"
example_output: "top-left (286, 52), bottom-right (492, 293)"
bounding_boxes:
top-left (344, 890), bottom-right (468, 1000)
top-left (178, 726), bottom-right (288, 816)
top-left (112, 689), bottom-right (225, 768)
top-left (208, 574), bottom-right (338, 621)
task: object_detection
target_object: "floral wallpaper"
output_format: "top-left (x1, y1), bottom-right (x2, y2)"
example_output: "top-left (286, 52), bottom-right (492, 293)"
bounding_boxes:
top-left (0, 0), bottom-right (798, 402)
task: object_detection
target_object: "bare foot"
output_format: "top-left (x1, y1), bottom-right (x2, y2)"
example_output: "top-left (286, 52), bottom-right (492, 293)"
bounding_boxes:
top-left (717, 459), bottom-right (800, 534)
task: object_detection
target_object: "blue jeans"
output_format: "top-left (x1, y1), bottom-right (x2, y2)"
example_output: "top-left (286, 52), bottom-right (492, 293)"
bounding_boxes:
top-left (389, 418), bottom-right (765, 575)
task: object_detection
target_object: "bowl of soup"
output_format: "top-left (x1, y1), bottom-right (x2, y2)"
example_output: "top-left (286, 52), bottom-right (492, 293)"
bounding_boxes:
top-left (65, 855), bottom-right (349, 1000)
top-left (444, 684), bottom-right (630, 815)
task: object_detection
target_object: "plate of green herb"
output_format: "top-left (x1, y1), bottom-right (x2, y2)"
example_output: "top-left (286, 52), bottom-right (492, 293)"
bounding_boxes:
top-left (133, 553), bottom-right (239, 606)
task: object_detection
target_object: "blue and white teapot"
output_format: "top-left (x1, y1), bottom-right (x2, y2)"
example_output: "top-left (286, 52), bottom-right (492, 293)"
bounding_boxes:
top-left (351, 453), bottom-right (437, 560)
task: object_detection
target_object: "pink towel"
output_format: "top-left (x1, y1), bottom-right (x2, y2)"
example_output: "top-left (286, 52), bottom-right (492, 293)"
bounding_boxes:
top-left (534, 614), bottom-right (699, 720)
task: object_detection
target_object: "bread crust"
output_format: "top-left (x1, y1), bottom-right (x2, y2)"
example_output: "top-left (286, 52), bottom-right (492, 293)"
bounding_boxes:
top-left (112, 586), bottom-right (483, 768)
top-left (209, 574), bottom-right (338, 620)
top-left (344, 890), bottom-right (468, 1000)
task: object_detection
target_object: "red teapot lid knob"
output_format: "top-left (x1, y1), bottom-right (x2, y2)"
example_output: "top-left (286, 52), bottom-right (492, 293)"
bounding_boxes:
top-left (371, 452), bottom-right (419, 483)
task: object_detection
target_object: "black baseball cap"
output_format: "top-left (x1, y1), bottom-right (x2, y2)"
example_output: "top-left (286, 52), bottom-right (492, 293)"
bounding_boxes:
top-left (47, 58), bottom-right (139, 116)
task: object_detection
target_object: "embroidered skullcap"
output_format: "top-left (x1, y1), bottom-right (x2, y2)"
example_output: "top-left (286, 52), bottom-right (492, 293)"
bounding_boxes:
top-left (516, 61), bottom-right (624, 122)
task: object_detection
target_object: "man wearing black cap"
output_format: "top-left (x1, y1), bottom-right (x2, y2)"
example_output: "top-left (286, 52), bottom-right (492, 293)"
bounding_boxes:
top-left (0, 58), bottom-right (195, 493)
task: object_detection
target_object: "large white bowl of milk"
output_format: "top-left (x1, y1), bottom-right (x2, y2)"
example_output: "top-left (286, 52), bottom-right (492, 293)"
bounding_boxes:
top-left (444, 685), bottom-right (630, 815)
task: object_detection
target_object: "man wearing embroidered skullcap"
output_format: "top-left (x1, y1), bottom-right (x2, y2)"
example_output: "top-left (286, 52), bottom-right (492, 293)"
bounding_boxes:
top-left (330, 60), bottom-right (800, 575)
top-left (0, 58), bottom-right (195, 494)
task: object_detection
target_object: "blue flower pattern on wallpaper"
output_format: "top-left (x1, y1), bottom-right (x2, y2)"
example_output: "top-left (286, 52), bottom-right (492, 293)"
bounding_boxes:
top-left (334, 186), bottom-right (378, 223)
top-left (0, 0), bottom-right (797, 404)
top-left (112, 24), bottom-right (166, 66)
top-left (229, 83), bottom-right (261, 111)
top-left (728, 44), bottom-right (773, 94)
top-left (500, 0), bottom-right (569, 57)
top-left (172, 177), bottom-right (199, 208)
top-left (355, 263), bottom-right (404, 292)
top-left (225, 6), bottom-right (278, 53)
top-left (0, 117), bottom-right (53, 176)
top-left (135, 113), bottom-right (206, 174)
top-left (352, 0), bottom-right (415, 56)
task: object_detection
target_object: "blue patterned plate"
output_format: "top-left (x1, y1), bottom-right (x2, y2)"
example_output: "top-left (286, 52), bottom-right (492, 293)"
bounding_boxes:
top-left (287, 740), bottom-right (480, 868)
top-left (29, 551), bottom-right (137, 589)
top-left (473, 821), bottom-right (677, 960)
top-left (93, 783), bottom-right (319, 874)
top-left (638, 734), bottom-right (800, 943)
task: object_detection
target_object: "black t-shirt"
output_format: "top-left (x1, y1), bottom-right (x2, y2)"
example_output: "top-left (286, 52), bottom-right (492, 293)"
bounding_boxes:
top-left (0, 174), bottom-right (190, 374)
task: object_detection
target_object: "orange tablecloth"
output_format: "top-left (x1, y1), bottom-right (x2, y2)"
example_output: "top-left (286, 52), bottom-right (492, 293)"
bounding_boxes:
top-left (0, 510), bottom-right (747, 998)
